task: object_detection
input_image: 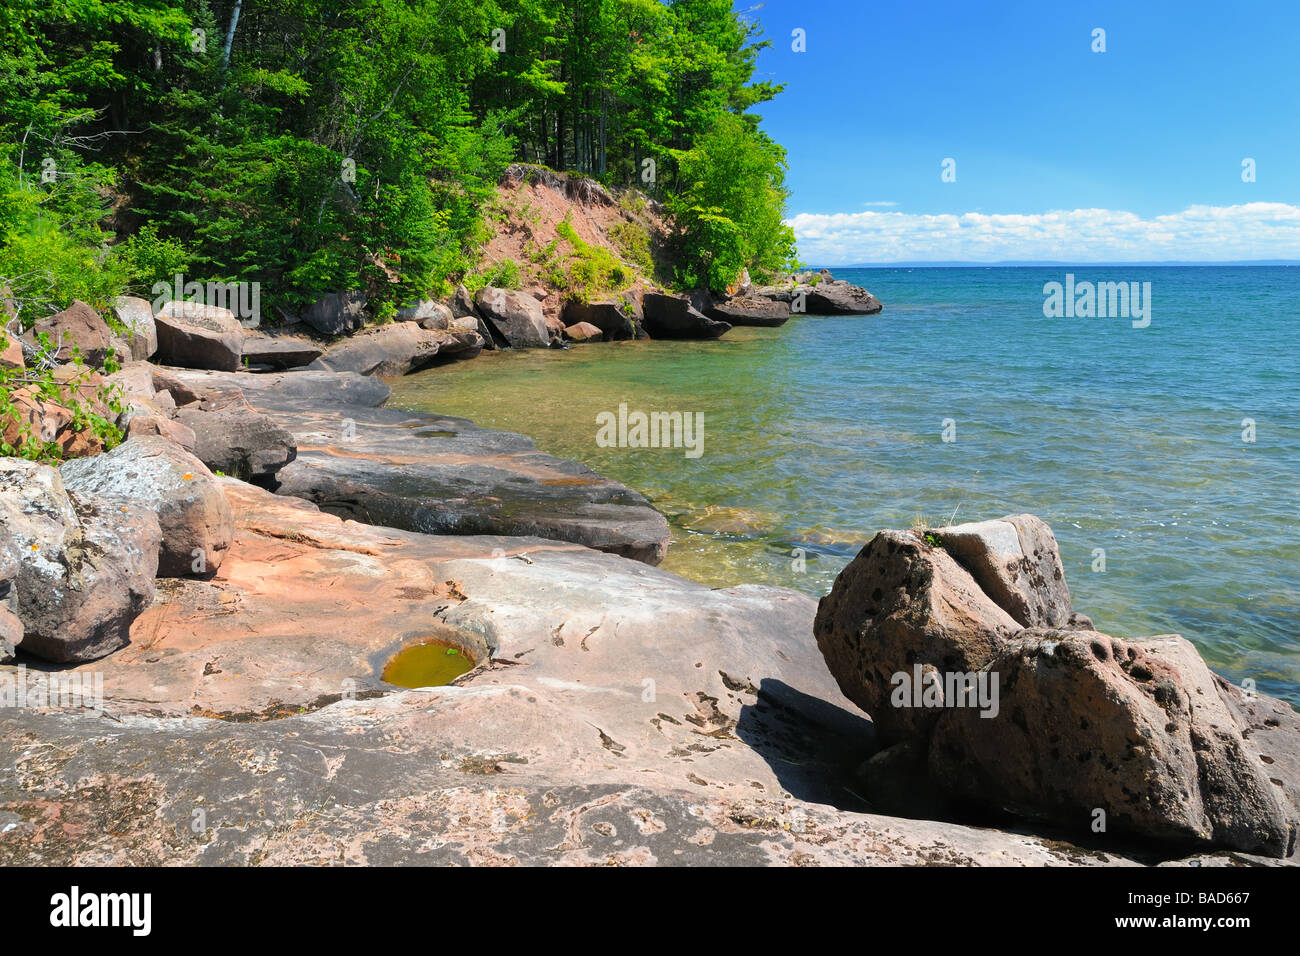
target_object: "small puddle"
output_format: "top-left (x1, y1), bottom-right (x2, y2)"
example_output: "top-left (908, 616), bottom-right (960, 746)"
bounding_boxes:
top-left (381, 641), bottom-right (476, 688)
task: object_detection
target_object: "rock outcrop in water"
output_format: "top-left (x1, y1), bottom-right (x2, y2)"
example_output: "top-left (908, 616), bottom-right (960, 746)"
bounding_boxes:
top-left (814, 515), bottom-right (1300, 858)
top-left (160, 368), bottom-right (672, 564)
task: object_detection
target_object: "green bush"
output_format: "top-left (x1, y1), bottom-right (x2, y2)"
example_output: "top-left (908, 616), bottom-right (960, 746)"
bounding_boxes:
top-left (0, 340), bottom-right (125, 463)
top-left (608, 220), bottom-right (654, 277)
top-left (556, 218), bottom-right (630, 302)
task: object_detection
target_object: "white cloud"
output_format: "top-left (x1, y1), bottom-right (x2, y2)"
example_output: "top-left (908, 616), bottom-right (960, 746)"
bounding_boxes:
top-left (787, 202), bottom-right (1300, 263)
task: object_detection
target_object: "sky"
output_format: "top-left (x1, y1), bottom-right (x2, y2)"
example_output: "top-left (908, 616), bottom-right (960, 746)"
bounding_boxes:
top-left (747, 0), bottom-right (1300, 264)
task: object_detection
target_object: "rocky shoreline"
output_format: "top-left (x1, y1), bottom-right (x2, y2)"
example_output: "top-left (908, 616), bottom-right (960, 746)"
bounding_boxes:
top-left (2, 282), bottom-right (1297, 867)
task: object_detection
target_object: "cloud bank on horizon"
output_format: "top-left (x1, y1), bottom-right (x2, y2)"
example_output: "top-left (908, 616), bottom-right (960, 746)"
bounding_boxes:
top-left (788, 202), bottom-right (1300, 265)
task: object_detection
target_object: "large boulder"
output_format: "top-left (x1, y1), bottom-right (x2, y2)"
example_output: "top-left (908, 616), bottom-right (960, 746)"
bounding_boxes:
top-left (450, 284), bottom-right (477, 318)
top-left (560, 301), bottom-right (637, 340)
top-left (154, 301), bottom-right (246, 372)
top-left (110, 296), bottom-right (158, 361)
top-left (706, 295), bottom-right (791, 328)
top-left (0, 458), bottom-right (160, 662)
top-left (929, 630), bottom-right (1299, 857)
top-left (125, 414), bottom-right (197, 453)
top-left (932, 514), bottom-right (1075, 628)
top-left (301, 291), bottom-right (366, 336)
top-left (173, 389), bottom-right (296, 482)
top-left (813, 529), bottom-right (1023, 746)
top-left (60, 436), bottom-right (233, 577)
top-left (307, 323), bottom-right (482, 377)
top-left (396, 299), bottom-right (455, 330)
top-left (641, 292), bottom-right (731, 340)
top-left (239, 332), bottom-right (323, 370)
top-left (806, 280), bottom-right (883, 316)
top-left (23, 300), bottom-right (114, 367)
top-left (474, 287), bottom-right (550, 348)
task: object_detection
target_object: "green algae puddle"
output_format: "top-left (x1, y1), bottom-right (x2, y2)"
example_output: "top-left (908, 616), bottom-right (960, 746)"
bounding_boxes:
top-left (382, 642), bottom-right (475, 688)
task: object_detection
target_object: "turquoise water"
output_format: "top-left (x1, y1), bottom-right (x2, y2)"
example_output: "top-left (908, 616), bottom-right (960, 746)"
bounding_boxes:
top-left (391, 266), bottom-right (1300, 704)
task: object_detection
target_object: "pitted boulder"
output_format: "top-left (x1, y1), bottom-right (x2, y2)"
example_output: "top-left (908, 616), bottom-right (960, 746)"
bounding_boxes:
top-left (933, 514), bottom-right (1074, 627)
top-left (61, 436), bottom-right (233, 577)
top-left (813, 529), bottom-right (1022, 746)
top-left (929, 631), bottom-right (1299, 858)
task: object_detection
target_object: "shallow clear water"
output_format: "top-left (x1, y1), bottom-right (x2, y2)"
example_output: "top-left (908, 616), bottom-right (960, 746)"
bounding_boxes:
top-left (391, 266), bottom-right (1300, 704)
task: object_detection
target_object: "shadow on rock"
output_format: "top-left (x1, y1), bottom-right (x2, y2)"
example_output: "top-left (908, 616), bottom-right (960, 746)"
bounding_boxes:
top-left (737, 677), bottom-right (875, 812)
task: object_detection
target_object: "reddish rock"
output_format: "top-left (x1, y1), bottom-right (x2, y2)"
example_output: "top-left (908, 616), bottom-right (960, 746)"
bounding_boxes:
top-left (933, 514), bottom-right (1076, 628)
top-left (930, 631), bottom-right (1299, 857)
top-left (23, 300), bottom-right (114, 366)
top-left (0, 329), bottom-right (22, 370)
top-left (563, 321), bottom-right (605, 342)
top-left (126, 414), bottom-right (198, 453)
top-left (813, 529), bottom-right (1022, 746)
top-left (111, 296), bottom-right (158, 361)
top-left (154, 301), bottom-right (246, 371)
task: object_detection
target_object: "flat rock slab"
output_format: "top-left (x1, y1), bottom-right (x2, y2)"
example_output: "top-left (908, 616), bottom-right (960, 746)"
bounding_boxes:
top-left (163, 367), bottom-right (670, 564)
top-left (0, 480), bottom-right (1252, 866)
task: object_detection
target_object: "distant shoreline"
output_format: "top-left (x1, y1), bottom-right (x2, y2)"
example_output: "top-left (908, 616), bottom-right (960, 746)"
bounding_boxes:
top-left (813, 260), bottom-right (1300, 269)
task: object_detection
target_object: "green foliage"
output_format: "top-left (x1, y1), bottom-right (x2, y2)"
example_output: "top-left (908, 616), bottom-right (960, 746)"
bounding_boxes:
top-left (483, 258), bottom-right (523, 290)
top-left (608, 220), bottom-right (653, 277)
top-left (556, 218), bottom-right (629, 302)
top-left (1, 0), bottom-right (796, 309)
top-left (0, 343), bottom-right (125, 464)
top-left (667, 113), bottom-right (798, 293)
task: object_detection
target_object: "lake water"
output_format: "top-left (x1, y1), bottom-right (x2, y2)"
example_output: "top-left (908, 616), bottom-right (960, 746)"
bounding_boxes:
top-left (391, 266), bottom-right (1300, 704)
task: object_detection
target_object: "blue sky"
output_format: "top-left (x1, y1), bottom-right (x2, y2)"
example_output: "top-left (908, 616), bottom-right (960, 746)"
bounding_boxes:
top-left (748, 0), bottom-right (1300, 263)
